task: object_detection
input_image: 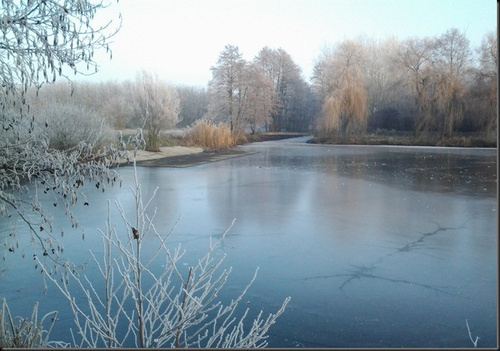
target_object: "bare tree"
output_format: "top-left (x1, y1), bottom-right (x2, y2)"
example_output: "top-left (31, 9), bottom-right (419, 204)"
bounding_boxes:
top-left (477, 32), bottom-right (498, 79)
top-left (315, 39), bottom-right (368, 136)
top-left (207, 45), bottom-right (247, 135)
top-left (99, 80), bottom-right (135, 129)
top-left (434, 28), bottom-right (471, 138)
top-left (395, 30), bottom-right (471, 139)
top-left (468, 31), bottom-right (497, 138)
top-left (311, 46), bottom-right (335, 102)
top-left (395, 36), bottom-right (437, 136)
top-left (132, 71), bottom-right (180, 151)
top-left (281, 77), bottom-right (317, 132)
top-left (242, 63), bottom-right (274, 133)
top-left (364, 37), bottom-right (409, 131)
top-left (176, 85), bottom-right (208, 128)
top-left (208, 45), bottom-right (310, 135)
top-left (254, 47), bottom-right (305, 132)
top-left (0, 0), bottom-right (123, 260)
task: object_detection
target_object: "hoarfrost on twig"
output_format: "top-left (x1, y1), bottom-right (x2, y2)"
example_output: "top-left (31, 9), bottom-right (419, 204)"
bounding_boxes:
top-left (465, 318), bottom-right (479, 348)
top-left (36, 165), bottom-right (290, 348)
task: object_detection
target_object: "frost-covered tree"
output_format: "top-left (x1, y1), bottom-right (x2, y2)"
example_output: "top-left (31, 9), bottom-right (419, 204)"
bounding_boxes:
top-left (132, 70), bottom-right (180, 151)
top-left (254, 47), bottom-right (306, 132)
top-left (98, 80), bottom-right (135, 129)
top-left (176, 85), bottom-right (208, 128)
top-left (314, 39), bottom-right (368, 136)
top-left (0, 0), bottom-right (123, 260)
top-left (395, 36), bottom-right (437, 135)
top-left (36, 100), bottom-right (113, 150)
top-left (395, 30), bottom-right (472, 138)
top-left (240, 63), bottom-right (274, 134)
top-left (434, 28), bottom-right (471, 138)
top-left (207, 45), bottom-right (247, 135)
top-left (208, 45), bottom-right (311, 134)
top-left (468, 31), bottom-right (497, 138)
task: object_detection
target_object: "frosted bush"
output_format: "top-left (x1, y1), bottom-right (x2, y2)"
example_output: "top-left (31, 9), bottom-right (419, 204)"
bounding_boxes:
top-left (35, 102), bottom-right (113, 150)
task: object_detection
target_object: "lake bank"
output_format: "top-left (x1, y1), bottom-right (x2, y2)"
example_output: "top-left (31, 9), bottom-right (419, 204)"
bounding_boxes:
top-left (310, 133), bottom-right (497, 148)
top-left (134, 148), bottom-right (254, 167)
top-left (119, 132), bottom-right (311, 167)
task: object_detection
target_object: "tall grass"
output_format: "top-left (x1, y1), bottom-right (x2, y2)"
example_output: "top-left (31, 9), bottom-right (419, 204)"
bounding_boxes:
top-left (0, 298), bottom-right (65, 348)
top-left (188, 120), bottom-right (235, 150)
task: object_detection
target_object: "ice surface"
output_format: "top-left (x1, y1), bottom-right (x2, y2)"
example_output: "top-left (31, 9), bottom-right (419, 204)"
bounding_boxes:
top-left (0, 137), bottom-right (496, 348)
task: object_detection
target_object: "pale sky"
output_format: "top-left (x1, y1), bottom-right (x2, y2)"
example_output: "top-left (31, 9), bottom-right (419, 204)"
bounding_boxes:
top-left (82, 0), bottom-right (497, 87)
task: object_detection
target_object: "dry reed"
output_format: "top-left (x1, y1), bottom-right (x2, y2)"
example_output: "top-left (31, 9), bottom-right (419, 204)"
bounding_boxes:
top-left (188, 120), bottom-right (235, 150)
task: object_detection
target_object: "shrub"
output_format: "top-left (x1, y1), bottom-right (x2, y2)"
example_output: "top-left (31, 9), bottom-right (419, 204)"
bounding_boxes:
top-left (34, 101), bottom-right (113, 150)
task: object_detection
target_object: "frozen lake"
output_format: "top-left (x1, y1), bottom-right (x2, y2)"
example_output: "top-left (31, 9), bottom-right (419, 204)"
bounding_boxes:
top-left (0, 137), bottom-right (497, 348)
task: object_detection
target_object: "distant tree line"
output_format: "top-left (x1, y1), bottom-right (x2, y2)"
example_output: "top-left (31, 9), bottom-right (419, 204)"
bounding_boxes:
top-left (27, 72), bottom-right (186, 151)
top-left (27, 28), bottom-right (495, 150)
top-left (313, 28), bottom-right (497, 141)
top-left (27, 45), bottom-right (318, 150)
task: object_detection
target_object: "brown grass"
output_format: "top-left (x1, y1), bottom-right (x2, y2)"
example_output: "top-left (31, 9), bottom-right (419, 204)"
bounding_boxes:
top-left (188, 120), bottom-right (236, 150)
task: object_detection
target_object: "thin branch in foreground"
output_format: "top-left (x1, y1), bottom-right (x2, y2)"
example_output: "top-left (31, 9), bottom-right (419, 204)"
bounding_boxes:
top-left (37, 164), bottom-right (290, 348)
top-left (465, 318), bottom-right (479, 348)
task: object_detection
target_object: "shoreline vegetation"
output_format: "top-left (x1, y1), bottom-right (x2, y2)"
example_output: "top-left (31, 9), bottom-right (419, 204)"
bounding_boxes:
top-left (310, 131), bottom-right (497, 148)
top-left (123, 132), bottom-right (308, 168)
top-left (121, 131), bottom-right (496, 168)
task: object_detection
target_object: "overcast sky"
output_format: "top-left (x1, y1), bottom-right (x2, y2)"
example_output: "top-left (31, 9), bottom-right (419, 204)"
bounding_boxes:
top-left (82, 0), bottom-right (497, 87)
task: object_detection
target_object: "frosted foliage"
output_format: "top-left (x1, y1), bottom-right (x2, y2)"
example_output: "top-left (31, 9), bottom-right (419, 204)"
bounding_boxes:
top-left (36, 101), bottom-right (113, 149)
top-left (394, 29), bottom-right (472, 137)
top-left (207, 45), bottom-right (278, 135)
top-left (254, 47), bottom-right (305, 132)
top-left (37, 169), bottom-right (290, 348)
top-left (434, 28), bottom-right (470, 137)
top-left (0, 298), bottom-right (68, 348)
top-left (0, 0), bottom-right (124, 260)
top-left (478, 32), bottom-right (497, 78)
top-left (315, 40), bottom-right (368, 136)
top-left (176, 86), bottom-right (207, 128)
top-left (0, 0), bottom-right (119, 90)
top-left (132, 70), bottom-right (180, 151)
top-left (207, 45), bottom-right (247, 134)
top-left (474, 32), bottom-right (497, 137)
